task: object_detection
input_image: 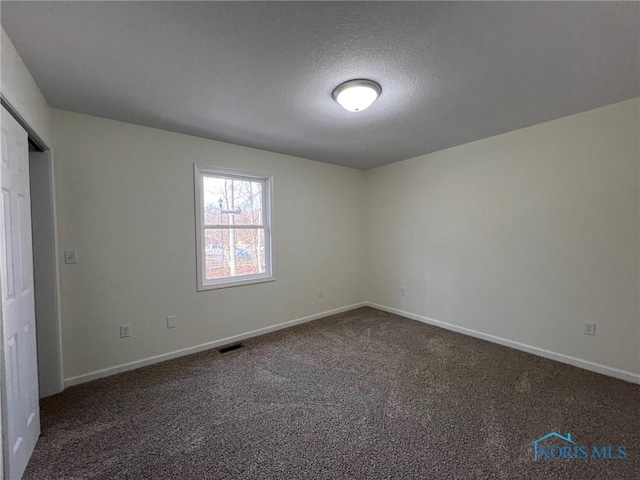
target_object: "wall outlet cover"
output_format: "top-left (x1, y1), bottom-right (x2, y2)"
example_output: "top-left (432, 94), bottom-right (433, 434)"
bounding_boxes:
top-left (584, 322), bottom-right (596, 336)
top-left (120, 324), bottom-right (131, 338)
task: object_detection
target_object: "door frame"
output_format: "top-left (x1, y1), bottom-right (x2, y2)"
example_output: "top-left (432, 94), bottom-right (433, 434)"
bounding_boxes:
top-left (29, 148), bottom-right (64, 397)
top-left (1, 94), bottom-right (63, 477)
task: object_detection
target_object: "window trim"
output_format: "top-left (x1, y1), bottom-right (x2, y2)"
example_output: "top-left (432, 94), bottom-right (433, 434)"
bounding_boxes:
top-left (194, 164), bottom-right (274, 291)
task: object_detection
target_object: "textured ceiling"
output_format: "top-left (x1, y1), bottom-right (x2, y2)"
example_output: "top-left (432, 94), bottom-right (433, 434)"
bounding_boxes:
top-left (2, 1), bottom-right (639, 169)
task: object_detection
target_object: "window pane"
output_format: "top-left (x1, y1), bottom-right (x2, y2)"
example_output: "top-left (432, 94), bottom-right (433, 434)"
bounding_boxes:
top-left (204, 228), bottom-right (266, 281)
top-left (203, 176), bottom-right (263, 226)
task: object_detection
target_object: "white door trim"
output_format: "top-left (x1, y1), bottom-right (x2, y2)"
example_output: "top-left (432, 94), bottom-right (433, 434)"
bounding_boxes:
top-left (30, 150), bottom-right (64, 396)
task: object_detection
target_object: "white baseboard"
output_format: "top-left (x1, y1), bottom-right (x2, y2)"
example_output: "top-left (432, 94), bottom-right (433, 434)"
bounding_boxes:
top-left (64, 302), bottom-right (367, 388)
top-left (366, 302), bottom-right (640, 385)
top-left (64, 301), bottom-right (639, 388)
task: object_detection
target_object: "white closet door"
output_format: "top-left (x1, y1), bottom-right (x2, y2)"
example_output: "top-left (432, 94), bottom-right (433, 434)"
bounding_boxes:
top-left (1, 106), bottom-right (40, 480)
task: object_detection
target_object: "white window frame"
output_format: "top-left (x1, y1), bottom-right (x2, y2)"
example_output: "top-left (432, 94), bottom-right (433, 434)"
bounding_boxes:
top-left (194, 164), bottom-right (274, 291)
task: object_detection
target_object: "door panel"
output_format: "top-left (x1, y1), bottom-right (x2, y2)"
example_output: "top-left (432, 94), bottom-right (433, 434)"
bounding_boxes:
top-left (1, 106), bottom-right (40, 479)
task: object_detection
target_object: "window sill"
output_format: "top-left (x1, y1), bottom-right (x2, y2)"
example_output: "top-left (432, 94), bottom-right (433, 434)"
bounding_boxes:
top-left (197, 275), bottom-right (275, 291)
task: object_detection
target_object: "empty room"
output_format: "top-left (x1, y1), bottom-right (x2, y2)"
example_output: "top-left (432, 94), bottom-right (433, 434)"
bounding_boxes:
top-left (1, 1), bottom-right (639, 479)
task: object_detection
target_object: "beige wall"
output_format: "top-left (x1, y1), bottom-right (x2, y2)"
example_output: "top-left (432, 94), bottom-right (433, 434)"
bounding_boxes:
top-left (52, 110), bottom-right (366, 379)
top-left (0, 27), bottom-right (53, 147)
top-left (366, 98), bottom-right (640, 375)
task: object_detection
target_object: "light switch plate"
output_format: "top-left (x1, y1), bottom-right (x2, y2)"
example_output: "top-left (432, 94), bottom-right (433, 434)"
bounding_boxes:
top-left (64, 250), bottom-right (78, 264)
top-left (167, 316), bottom-right (176, 329)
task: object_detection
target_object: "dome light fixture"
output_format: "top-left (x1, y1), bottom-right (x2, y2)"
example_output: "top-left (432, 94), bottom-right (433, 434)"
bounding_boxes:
top-left (332, 79), bottom-right (381, 112)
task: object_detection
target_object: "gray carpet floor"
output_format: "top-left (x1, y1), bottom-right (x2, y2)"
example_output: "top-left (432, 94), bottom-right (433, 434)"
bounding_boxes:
top-left (25, 307), bottom-right (639, 479)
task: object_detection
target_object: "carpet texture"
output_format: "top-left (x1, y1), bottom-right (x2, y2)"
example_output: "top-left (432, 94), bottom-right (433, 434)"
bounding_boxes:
top-left (25, 307), bottom-right (639, 479)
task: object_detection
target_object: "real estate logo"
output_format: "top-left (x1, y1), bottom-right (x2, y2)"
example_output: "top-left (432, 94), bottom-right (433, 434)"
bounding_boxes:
top-left (530, 432), bottom-right (628, 462)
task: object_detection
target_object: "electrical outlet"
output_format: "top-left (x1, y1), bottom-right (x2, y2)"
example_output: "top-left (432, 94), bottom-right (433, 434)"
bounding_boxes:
top-left (120, 324), bottom-right (131, 338)
top-left (64, 249), bottom-right (78, 264)
top-left (167, 316), bottom-right (176, 329)
top-left (400, 287), bottom-right (406, 296)
top-left (318, 288), bottom-right (323, 298)
top-left (584, 322), bottom-right (596, 336)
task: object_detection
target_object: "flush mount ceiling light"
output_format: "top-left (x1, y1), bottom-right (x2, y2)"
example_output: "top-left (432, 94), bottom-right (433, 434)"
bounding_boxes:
top-left (332, 79), bottom-right (381, 112)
